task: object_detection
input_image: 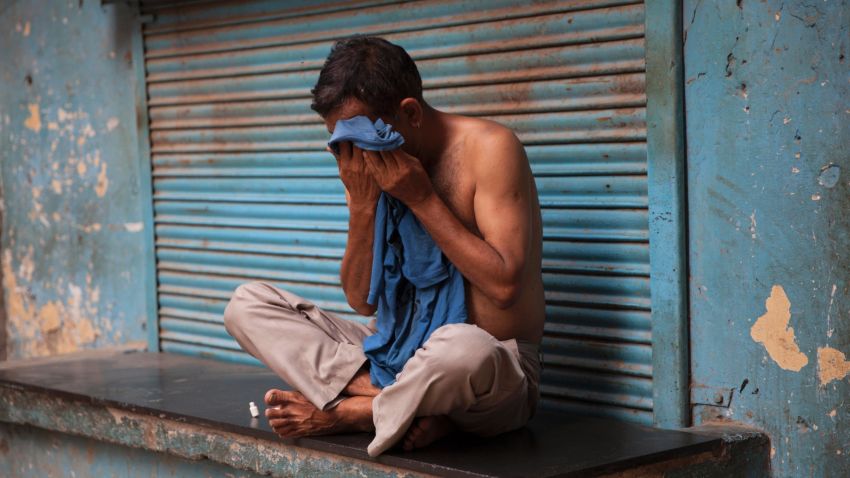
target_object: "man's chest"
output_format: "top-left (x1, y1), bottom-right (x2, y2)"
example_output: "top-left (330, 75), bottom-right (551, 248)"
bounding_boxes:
top-left (428, 155), bottom-right (479, 234)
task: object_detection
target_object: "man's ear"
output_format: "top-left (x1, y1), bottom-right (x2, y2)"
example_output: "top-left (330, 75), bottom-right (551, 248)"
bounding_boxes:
top-left (399, 97), bottom-right (423, 128)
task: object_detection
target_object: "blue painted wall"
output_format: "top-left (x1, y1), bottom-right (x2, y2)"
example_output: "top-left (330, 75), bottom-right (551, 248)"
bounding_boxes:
top-left (0, 1), bottom-right (150, 359)
top-left (685, 0), bottom-right (849, 476)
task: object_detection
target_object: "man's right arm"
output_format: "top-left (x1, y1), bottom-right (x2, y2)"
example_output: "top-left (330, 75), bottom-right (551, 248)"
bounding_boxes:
top-left (340, 195), bottom-right (378, 316)
top-left (332, 142), bottom-right (380, 316)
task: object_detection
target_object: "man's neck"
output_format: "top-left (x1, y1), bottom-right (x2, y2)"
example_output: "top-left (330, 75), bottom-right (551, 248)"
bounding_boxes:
top-left (417, 106), bottom-right (452, 170)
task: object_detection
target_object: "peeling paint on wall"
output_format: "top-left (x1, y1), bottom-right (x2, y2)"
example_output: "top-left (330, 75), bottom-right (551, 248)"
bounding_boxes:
top-left (817, 347), bottom-right (850, 386)
top-left (95, 162), bottom-right (108, 197)
top-left (750, 285), bottom-right (808, 371)
top-left (124, 222), bottom-right (143, 233)
top-left (23, 104), bottom-right (41, 132)
top-left (2, 250), bottom-right (102, 357)
top-left (15, 21), bottom-right (31, 37)
top-left (817, 164), bottom-right (841, 188)
top-left (687, 0), bottom-right (850, 475)
top-left (1, 0), bottom-right (149, 360)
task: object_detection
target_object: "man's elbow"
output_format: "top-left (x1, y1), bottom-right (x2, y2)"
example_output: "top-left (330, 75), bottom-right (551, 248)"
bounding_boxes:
top-left (491, 282), bottom-right (522, 309)
top-left (341, 278), bottom-right (377, 316)
top-left (489, 262), bottom-right (525, 309)
top-left (347, 295), bottom-right (377, 317)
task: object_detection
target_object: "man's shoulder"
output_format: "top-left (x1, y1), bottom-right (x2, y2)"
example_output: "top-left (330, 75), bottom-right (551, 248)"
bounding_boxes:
top-left (458, 115), bottom-right (520, 145)
top-left (454, 116), bottom-right (525, 167)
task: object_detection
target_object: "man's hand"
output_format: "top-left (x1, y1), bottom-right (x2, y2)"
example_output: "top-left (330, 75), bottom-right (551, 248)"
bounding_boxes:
top-left (329, 142), bottom-right (381, 208)
top-left (363, 149), bottom-right (435, 207)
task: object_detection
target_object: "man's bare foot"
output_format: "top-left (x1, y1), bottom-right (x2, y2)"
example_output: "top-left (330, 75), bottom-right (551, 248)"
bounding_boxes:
top-left (402, 416), bottom-right (455, 451)
top-left (264, 389), bottom-right (374, 438)
top-left (343, 366), bottom-right (382, 397)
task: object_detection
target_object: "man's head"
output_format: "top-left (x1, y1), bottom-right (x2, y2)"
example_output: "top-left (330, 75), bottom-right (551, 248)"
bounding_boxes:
top-left (312, 36), bottom-right (427, 153)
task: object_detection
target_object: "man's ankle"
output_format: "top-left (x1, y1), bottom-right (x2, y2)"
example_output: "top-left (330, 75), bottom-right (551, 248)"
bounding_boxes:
top-left (336, 396), bottom-right (375, 432)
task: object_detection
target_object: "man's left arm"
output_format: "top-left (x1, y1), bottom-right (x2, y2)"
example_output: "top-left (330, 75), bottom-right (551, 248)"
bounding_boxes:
top-left (363, 130), bottom-right (533, 308)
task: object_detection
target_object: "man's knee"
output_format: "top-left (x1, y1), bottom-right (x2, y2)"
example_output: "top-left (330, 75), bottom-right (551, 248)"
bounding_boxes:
top-left (424, 324), bottom-right (500, 380)
top-left (223, 281), bottom-right (269, 335)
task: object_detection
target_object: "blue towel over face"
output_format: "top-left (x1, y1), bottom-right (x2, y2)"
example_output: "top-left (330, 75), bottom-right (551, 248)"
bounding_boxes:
top-left (328, 115), bottom-right (405, 155)
top-left (328, 116), bottom-right (467, 388)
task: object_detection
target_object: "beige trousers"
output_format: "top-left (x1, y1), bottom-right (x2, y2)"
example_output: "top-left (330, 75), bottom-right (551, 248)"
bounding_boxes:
top-left (223, 281), bottom-right (541, 457)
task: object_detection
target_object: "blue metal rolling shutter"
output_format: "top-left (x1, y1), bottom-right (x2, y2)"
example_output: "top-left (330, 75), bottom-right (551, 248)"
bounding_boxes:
top-left (141, 0), bottom-right (652, 425)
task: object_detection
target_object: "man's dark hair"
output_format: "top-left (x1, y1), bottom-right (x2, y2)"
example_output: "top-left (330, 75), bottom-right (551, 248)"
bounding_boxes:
top-left (311, 36), bottom-right (423, 118)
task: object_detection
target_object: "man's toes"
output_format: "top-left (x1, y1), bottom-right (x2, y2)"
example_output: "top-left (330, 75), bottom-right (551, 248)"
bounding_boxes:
top-left (266, 389), bottom-right (307, 407)
top-left (265, 388), bottom-right (287, 405)
top-left (402, 420), bottom-right (423, 450)
top-left (416, 417), bottom-right (432, 433)
top-left (403, 433), bottom-right (418, 450)
top-left (407, 416), bottom-right (453, 449)
top-left (407, 417), bottom-right (431, 444)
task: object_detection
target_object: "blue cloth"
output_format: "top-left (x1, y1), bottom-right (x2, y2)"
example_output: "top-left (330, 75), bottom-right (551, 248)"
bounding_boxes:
top-left (365, 194), bottom-right (467, 387)
top-left (327, 115), bottom-right (405, 155)
top-left (328, 115), bottom-right (467, 388)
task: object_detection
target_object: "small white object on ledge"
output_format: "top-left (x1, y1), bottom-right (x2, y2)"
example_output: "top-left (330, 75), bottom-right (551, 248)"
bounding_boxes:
top-left (249, 401), bottom-right (260, 418)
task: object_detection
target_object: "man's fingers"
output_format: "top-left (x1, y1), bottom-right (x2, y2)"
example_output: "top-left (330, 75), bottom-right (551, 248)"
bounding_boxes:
top-left (363, 150), bottom-right (385, 177)
top-left (379, 149), bottom-right (402, 170)
top-left (352, 145), bottom-right (364, 163)
top-left (339, 141), bottom-right (353, 164)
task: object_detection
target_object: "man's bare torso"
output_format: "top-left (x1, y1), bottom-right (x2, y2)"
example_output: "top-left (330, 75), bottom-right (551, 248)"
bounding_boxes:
top-left (424, 114), bottom-right (545, 343)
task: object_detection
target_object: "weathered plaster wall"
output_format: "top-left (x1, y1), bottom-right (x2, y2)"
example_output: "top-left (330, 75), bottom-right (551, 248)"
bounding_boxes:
top-left (0, 1), bottom-right (149, 359)
top-left (685, 0), bottom-right (849, 476)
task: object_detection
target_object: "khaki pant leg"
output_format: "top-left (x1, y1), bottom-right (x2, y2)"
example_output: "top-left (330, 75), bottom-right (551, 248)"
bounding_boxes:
top-left (223, 281), bottom-right (373, 410)
top-left (367, 323), bottom-right (530, 457)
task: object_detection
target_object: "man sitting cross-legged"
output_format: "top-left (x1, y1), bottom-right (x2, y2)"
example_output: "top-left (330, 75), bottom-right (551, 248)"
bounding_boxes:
top-left (223, 36), bottom-right (546, 457)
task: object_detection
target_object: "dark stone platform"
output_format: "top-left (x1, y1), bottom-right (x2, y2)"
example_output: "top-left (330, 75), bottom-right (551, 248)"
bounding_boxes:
top-left (0, 350), bottom-right (721, 477)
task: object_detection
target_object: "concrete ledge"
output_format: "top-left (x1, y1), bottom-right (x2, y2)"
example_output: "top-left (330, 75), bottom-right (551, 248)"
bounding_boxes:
top-left (601, 423), bottom-right (770, 477)
top-left (0, 350), bottom-right (765, 477)
top-left (0, 384), bottom-right (422, 478)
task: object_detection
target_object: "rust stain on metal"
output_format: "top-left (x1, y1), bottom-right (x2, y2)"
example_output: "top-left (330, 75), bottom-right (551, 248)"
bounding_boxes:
top-left (613, 74), bottom-right (646, 95)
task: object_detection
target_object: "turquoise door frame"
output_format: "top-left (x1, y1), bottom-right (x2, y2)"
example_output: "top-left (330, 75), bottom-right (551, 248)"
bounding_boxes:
top-left (129, 2), bottom-right (160, 353)
top-left (645, 0), bottom-right (689, 429)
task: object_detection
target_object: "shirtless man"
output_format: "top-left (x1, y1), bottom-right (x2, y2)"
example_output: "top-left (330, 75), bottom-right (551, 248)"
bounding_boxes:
top-left (223, 36), bottom-right (545, 455)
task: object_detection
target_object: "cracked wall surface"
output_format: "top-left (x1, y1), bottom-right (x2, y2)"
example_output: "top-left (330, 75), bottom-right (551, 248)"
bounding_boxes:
top-left (685, 0), bottom-right (850, 476)
top-left (0, 1), bottom-right (149, 359)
